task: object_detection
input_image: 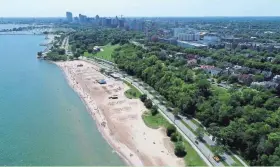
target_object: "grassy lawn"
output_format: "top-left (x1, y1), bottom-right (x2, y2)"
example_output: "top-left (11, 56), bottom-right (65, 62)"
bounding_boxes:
top-left (84, 51), bottom-right (92, 57)
top-left (142, 112), bottom-right (171, 129)
top-left (123, 80), bottom-right (142, 99)
top-left (142, 112), bottom-right (207, 166)
top-left (84, 44), bottom-right (119, 62)
top-left (183, 140), bottom-right (207, 166)
top-left (125, 88), bottom-right (142, 99)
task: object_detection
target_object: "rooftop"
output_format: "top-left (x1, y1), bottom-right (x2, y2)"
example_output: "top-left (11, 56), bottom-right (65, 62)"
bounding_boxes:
top-left (177, 40), bottom-right (207, 47)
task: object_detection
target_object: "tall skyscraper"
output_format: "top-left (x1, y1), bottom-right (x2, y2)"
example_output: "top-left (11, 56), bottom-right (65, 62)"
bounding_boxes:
top-left (95, 15), bottom-right (100, 20)
top-left (95, 15), bottom-right (100, 25)
top-left (66, 12), bottom-right (73, 22)
top-left (106, 18), bottom-right (112, 27)
top-left (112, 16), bottom-right (119, 27)
top-left (136, 20), bottom-right (145, 31)
top-left (79, 14), bottom-right (87, 23)
top-left (118, 19), bottom-right (125, 28)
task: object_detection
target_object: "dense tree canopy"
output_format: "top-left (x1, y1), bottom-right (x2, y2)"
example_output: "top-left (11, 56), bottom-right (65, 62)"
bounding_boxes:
top-left (112, 44), bottom-right (280, 166)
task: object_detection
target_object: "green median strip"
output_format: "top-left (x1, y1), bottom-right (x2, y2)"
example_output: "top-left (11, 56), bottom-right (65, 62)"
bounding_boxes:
top-left (231, 155), bottom-right (246, 166)
top-left (180, 120), bottom-right (198, 135)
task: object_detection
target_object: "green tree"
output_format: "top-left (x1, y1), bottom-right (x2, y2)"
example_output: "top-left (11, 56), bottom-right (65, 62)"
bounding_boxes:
top-left (170, 133), bottom-right (178, 142)
top-left (69, 55), bottom-right (74, 60)
top-left (151, 105), bottom-right (158, 116)
top-left (100, 68), bottom-right (105, 73)
top-left (140, 94), bottom-right (147, 102)
top-left (144, 99), bottom-right (153, 109)
top-left (37, 51), bottom-right (43, 57)
top-left (228, 75), bottom-right (238, 84)
top-left (174, 142), bottom-right (186, 157)
top-left (172, 108), bottom-right (180, 121)
top-left (58, 49), bottom-right (65, 55)
top-left (88, 48), bottom-right (93, 54)
top-left (197, 79), bottom-right (211, 96)
top-left (212, 146), bottom-right (225, 157)
top-left (166, 124), bottom-right (176, 137)
top-left (254, 74), bottom-right (265, 82)
top-left (74, 52), bottom-right (80, 59)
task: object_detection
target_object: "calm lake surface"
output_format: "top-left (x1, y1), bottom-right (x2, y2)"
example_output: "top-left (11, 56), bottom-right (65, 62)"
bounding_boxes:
top-left (0, 35), bottom-right (124, 165)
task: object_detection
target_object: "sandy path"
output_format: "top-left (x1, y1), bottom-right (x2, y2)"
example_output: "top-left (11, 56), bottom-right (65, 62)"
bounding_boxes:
top-left (55, 60), bottom-right (184, 167)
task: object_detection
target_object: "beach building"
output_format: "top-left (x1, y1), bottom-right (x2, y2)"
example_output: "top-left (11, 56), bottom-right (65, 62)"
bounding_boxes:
top-left (98, 79), bottom-right (107, 84)
top-left (110, 73), bottom-right (121, 79)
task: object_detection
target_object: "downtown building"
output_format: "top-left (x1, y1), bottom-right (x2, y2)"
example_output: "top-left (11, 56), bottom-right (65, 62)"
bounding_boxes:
top-left (177, 33), bottom-right (200, 41)
top-left (173, 28), bottom-right (200, 41)
top-left (79, 14), bottom-right (87, 23)
top-left (129, 19), bottom-right (145, 31)
top-left (66, 12), bottom-right (73, 22)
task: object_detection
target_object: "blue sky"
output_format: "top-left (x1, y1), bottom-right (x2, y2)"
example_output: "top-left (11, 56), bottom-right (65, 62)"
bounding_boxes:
top-left (0, 0), bottom-right (280, 17)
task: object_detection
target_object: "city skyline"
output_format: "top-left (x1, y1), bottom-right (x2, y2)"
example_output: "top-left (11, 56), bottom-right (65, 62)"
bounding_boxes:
top-left (1, 0), bottom-right (280, 17)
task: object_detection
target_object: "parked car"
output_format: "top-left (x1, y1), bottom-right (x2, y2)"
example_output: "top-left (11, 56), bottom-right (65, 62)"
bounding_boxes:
top-left (213, 156), bottom-right (220, 162)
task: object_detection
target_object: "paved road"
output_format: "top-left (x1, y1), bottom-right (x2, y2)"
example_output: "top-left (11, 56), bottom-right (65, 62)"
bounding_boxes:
top-left (61, 36), bottom-right (73, 56)
top-left (181, 117), bottom-right (216, 146)
top-left (180, 117), bottom-right (236, 165)
top-left (183, 118), bottom-right (248, 167)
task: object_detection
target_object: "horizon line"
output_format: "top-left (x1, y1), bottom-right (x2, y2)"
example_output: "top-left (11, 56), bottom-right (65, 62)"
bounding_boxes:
top-left (1, 15), bottom-right (280, 18)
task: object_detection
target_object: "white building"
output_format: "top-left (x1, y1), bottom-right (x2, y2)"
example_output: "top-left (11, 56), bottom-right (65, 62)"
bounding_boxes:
top-left (176, 32), bottom-right (200, 41)
top-left (177, 40), bottom-right (207, 49)
top-left (203, 35), bottom-right (220, 44)
top-left (273, 75), bottom-right (280, 83)
top-left (174, 28), bottom-right (185, 37)
top-left (174, 28), bottom-right (200, 41)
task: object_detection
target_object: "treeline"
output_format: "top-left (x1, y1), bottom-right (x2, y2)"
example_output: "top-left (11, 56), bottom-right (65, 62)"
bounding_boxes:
top-left (112, 44), bottom-right (280, 166)
top-left (46, 48), bottom-right (67, 61)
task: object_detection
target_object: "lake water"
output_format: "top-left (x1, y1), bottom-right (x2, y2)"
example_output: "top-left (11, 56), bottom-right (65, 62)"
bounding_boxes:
top-left (0, 35), bottom-right (124, 165)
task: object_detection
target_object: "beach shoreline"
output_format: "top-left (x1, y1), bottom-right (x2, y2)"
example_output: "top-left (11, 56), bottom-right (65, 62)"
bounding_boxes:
top-left (54, 60), bottom-right (184, 167)
top-left (55, 62), bottom-right (134, 166)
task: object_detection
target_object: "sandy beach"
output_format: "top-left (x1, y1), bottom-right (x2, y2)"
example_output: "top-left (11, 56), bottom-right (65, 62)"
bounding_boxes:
top-left (55, 60), bottom-right (184, 166)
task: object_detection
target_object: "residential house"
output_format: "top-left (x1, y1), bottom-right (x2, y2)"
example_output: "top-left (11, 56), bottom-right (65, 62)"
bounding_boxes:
top-left (251, 81), bottom-right (279, 89)
top-left (273, 75), bottom-right (280, 84)
top-left (175, 52), bottom-right (186, 58)
top-left (234, 66), bottom-right (251, 75)
top-left (238, 74), bottom-right (254, 85)
top-left (200, 65), bottom-right (222, 76)
top-left (185, 54), bottom-right (198, 60)
top-left (267, 57), bottom-right (275, 62)
top-left (220, 67), bottom-right (234, 76)
top-left (250, 68), bottom-right (262, 75)
top-left (199, 57), bottom-right (214, 64)
top-left (187, 59), bottom-right (197, 66)
top-left (261, 70), bottom-right (273, 80)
